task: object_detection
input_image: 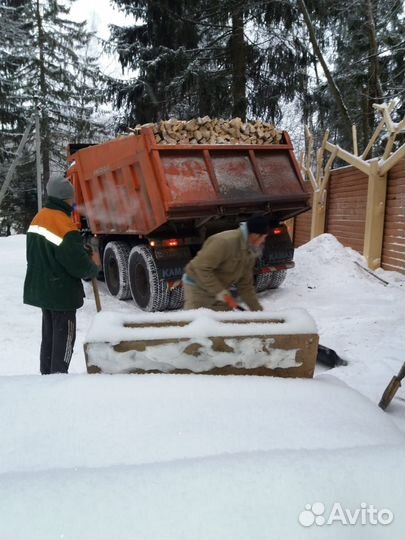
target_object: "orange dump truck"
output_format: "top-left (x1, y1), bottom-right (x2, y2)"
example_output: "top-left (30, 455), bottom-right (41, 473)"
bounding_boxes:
top-left (67, 126), bottom-right (310, 311)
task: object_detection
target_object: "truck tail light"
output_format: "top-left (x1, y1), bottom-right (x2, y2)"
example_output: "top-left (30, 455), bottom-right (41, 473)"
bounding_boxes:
top-left (162, 239), bottom-right (179, 247)
top-left (272, 227), bottom-right (283, 235)
top-left (149, 239), bottom-right (181, 248)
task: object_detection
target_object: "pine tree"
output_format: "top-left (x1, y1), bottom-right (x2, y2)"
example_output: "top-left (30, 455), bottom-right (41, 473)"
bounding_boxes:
top-left (0, 0), bottom-right (36, 234)
top-left (17, 0), bottom-right (107, 184)
top-left (0, 1), bottom-right (28, 163)
top-left (108, 0), bottom-right (204, 125)
top-left (108, 0), bottom-right (310, 127)
top-left (301, 0), bottom-right (405, 150)
top-left (0, 0), bottom-right (107, 232)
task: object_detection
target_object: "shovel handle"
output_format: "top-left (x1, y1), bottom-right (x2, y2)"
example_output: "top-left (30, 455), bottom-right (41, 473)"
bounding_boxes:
top-left (397, 361), bottom-right (405, 381)
top-left (379, 377), bottom-right (401, 410)
top-left (92, 277), bottom-right (102, 313)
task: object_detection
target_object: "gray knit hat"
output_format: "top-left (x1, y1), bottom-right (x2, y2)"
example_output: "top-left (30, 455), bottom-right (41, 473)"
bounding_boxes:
top-left (46, 176), bottom-right (75, 201)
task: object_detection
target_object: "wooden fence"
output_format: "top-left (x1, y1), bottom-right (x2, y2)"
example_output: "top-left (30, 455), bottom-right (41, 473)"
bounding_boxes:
top-left (293, 159), bottom-right (405, 274)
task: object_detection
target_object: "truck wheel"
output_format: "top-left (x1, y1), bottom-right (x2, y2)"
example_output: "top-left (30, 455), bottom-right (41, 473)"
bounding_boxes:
top-left (128, 245), bottom-right (169, 311)
top-left (267, 270), bottom-right (287, 289)
top-left (103, 241), bottom-right (131, 300)
top-left (168, 286), bottom-right (184, 310)
top-left (255, 272), bottom-right (272, 292)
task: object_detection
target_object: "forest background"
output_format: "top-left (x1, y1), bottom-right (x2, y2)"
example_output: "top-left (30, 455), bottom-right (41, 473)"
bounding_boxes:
top-left (0, 0), bottom-right (404, 233)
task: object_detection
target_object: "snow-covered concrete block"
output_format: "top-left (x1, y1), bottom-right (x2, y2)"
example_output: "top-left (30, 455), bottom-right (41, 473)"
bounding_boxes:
top-left (84, 308), bottom-right (319, 377)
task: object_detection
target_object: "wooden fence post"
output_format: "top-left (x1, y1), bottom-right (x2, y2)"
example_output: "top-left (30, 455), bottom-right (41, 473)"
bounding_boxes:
top-left (310, 189), bottom-right (327, 238)
top-left (363, 159), bottom-right (388, 269)
top-left (301, 102), bottom-right (404, 269)
top-left (284, 218), bottom-right (295, 241)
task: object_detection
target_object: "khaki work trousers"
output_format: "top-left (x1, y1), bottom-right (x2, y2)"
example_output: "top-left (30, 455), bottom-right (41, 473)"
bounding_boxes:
top-left (183, 282), bottom-right (231, 311)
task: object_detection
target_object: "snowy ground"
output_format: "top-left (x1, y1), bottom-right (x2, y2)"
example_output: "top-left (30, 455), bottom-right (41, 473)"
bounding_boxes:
top-left (1, 233), bottom-right (404, 540)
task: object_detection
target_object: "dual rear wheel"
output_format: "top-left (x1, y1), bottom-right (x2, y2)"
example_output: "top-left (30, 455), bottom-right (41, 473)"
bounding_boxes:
top-left (103, 242), bottom-right (184, 311)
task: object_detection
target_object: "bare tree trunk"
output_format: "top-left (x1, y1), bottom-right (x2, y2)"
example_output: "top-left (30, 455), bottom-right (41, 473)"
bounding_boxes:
top-left (366, 0), bottom-right (384, 101)
top-left (297, 0), bottom-right (353, 137)
top-left (36, 0), bottom-right (49, 190)
top-left (231, 7), bottom-right (247, 121)
top-left (365, 0), bottom-right (384, 152)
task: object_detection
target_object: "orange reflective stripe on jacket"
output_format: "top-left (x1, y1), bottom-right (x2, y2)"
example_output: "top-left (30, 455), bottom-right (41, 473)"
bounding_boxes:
top-left (28, 208), bottom-right (78, 246)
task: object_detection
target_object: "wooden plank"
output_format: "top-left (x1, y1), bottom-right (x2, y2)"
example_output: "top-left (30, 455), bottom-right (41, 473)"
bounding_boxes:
top-left (326, 213), bottom-right (367, 220)
top-left (383, 226), bottom-right (405, 235)
top-left (382, 238), bottom-right (405, 247)
top-left (388, 177), bottom-right (405, 185)
top-left (325, 141), bottom-right (370, 175)
top-left (330, 169), bottom-right (368, 183)
top-left (385, 192), bottom-right (405, 201)
top-left (380, 144), bottom-right (405, 175)
top-left (325, 231), bottom-right (365, 238)
top-left (327, 188), bottom-right (367, 196)
top-left (382, 253), bottom-right (405, 264)
top-left (384, 206), bottom-right (405, 214)
top-left (328, 177), bottom-right (369, 187)
top-left (383, 248), bottom-right (405, 258)
top-left (85, 332), bottom-right (319, 379)
top-left (325, 212), bottom-right (366, 219)
top-left (310, 189), bottom-right (327, 238)
top-left (328, 193), bottom-right (368, 201)
top-left (382, 158), bottom-right (405, 273)
top-left (382, 233), bottom-right (405, 243)
top-left (387, 171), bottom-right (405, 181)
top-left (383, 220), bottom-right (405, 229)
top-left (326, 222), bottom-right (365, 233)
top-left (382, 263), bottom-right (405, 272)
top-left (294, 208), bottom-right (312, 247)
top-left (327, 211), bottom-right (367, 218)
top-left (327, 184), bottom-right (369, 193)
top-left (330, 168), bottom-right (368, 178)
top-left (382, 251), bottom-right (405, 261)
top-left (327, 202), bottom-right (368, 210)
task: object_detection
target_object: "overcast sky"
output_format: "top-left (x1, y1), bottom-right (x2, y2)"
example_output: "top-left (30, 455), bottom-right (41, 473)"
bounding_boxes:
top-left (70, 0), bottom-right (130, 38)
top-left (70, 0), bottom-right (134, 77)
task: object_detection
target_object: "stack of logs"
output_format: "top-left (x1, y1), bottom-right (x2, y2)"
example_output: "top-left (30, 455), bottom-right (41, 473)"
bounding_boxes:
top-left (131, 117), bottom-right (283, 145)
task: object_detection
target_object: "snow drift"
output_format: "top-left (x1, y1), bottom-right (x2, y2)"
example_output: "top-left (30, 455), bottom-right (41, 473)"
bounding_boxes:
top-left (0, 233), bottom-right (404, 540)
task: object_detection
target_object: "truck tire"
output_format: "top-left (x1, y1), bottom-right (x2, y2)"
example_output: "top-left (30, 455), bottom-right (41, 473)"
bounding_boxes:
top-left (128, 245), bottom-right (169, 311)
top-left (168, 286), bottom-right (184, 310)
top-left (256, 269), bottom-right (287, 292)
top-left (267, 270), bottom-right (287, 289)
top-left (255, 272), bottom-right (273, 292)
top-left (103, 241), bottom-right (131, 300)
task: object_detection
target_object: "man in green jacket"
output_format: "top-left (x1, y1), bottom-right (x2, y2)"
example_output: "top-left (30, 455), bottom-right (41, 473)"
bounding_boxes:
top-left (24, 176), bottom-right (99, 374)
top-left (183, 215), bottom-right (269, 311)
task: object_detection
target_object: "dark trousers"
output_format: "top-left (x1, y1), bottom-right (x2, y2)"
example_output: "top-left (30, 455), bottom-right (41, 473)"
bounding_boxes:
top-left (40, 309), bottom-right (76, 374)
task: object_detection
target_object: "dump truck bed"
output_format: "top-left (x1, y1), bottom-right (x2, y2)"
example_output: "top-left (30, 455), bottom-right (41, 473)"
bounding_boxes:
top-left (68, 128), bottom-right (310, 236)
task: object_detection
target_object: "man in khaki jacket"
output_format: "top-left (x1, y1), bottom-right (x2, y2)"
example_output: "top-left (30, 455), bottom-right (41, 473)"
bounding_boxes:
top-left (183, 215), bottom-right (269, 311)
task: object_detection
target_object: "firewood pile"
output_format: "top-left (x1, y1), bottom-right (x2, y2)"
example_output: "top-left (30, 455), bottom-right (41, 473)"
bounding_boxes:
top-left (131, 117), bottom-right (283, 145)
